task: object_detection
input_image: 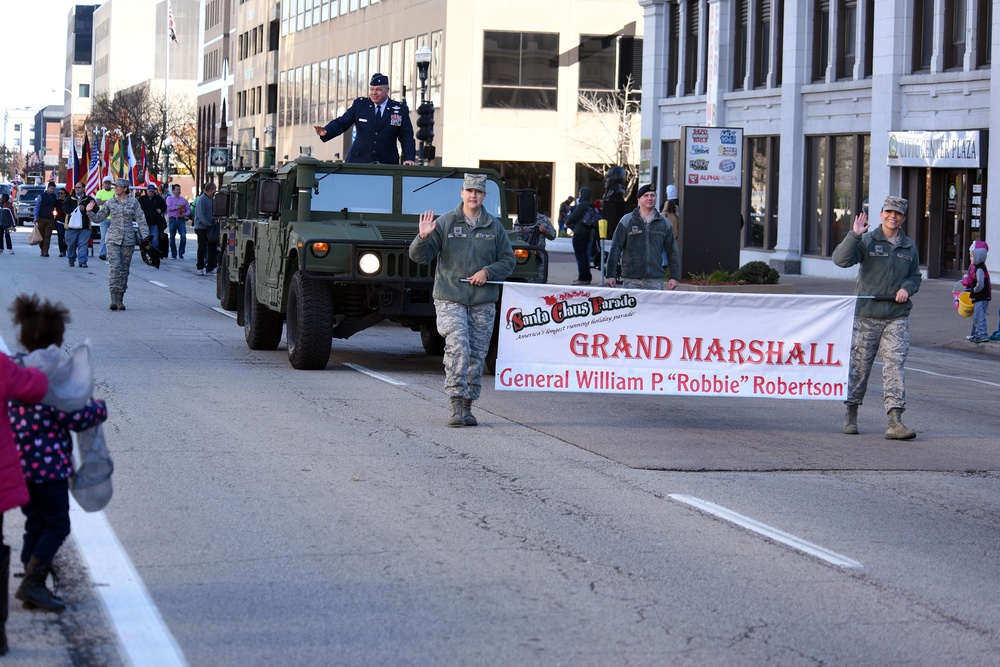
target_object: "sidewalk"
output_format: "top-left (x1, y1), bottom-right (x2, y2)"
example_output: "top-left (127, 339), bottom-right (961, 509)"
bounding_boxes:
top-left (543, 238), bottom-right (1000, 359)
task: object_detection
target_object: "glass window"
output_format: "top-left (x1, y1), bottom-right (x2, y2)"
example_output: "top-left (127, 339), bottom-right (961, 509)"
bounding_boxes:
top-left (483, 31), bottom-right (559, 109)
top-left (314, 173), bottom-right (393, 214)
top-left (78, 83), bottom-right (90, 98)
top-left (813, 0), bottom-right (830, 81)
top-left (358, 50), bottom-right (368, 101)
top-left (347, 52), bottom-right (358, 101)
top-left (293, 67), bottom-right (302, 125)
top-left (977, 0), bottom-right (991, 67)
top-left (831, 135), bottom-right (854, 244)
top-left (944, 0), bottom-right (967, 69)
top-left (753, 0), bottom-right (771, 88)
top-left (734, 0), bottom-right (749, 90)
top-left (743, 136), bottom-right (779, 250)
top-left (684, 0), bottom-right (701, 94)
top-left (804, 136), bottom-right (827, 255)
top-left (479, 161), bottom-right (554, 220)
top-left (404, 37), bottom-right (416, 109)
top-left (311, 63), bottom-right (320, 123)
top-left (328, 58), bottom-right (338, 117)
top-left (319, 60), bottom-right (328, 120)
top-left (303, 65), bottom-right (312, 125)
top-left (837, 0), bottom-right (857, 79)
top-left (402, 175), bottom-right (503, 218)
top-left (913, 0), bottom-right (934, 71)
top-left (279, 70), bottom-right (287, 127)
top-left (667, 1), bottom-right (680, 95)
top-left (338, 54), bottom-right (347, 110)
top-left (321, 0), bottom-right (330, 22)
top-left (391, 41), bottom-right (403, 100)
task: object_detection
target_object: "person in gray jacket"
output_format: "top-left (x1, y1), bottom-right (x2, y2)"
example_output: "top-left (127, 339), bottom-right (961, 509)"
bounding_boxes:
top-left (409, 173), bottom-right (515, 427)
top-left (193, 182), bottom-right (218, 275)
top-left (605, 183), bottom-right (680, 290)
top-left (832, 195), bottom-right (921, 440)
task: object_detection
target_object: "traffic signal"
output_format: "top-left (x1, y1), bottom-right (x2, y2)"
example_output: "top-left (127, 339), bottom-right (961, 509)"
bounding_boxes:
top-left (416, 101), bottom-right (435, 144)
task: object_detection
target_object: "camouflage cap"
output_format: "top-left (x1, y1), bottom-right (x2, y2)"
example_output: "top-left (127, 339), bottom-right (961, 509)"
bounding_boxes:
top-left (882, 195), bottom-right (908, 215)
top-left (463, 173), bottom-right (487, 193)
top-left (114, 177), bottom-right (130, 189)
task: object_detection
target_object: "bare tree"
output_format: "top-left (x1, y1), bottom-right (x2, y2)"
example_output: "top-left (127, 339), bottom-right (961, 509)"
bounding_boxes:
top-left (10, 150), bottom-right (25, 179)
top-left (84, 83), bottom-right (197, 182)
top-left (575, 76), bottom-right (641, 195)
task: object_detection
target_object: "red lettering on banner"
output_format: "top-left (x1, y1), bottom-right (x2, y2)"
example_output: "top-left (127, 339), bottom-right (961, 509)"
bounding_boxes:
top-left (681, 338), bottom-right (842, 367)
top-left (569, 333), bottom-right (672, 359)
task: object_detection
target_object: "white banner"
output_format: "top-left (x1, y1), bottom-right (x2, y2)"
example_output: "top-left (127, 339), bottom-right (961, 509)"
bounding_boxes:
top-left (495, 284), bottom-right (856, 400)
top-left (887, 130), bottom-right (981, 168)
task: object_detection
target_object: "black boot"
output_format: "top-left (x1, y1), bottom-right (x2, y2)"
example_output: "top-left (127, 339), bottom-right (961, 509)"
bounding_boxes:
top-left (448, 397), bottom-right (465, 427)
top-left (0, 544), bottom-right (9, 655)
top-left (15, 556), bottom-right (65, 612)
top-left (462, 399), bottom-right (478, 426)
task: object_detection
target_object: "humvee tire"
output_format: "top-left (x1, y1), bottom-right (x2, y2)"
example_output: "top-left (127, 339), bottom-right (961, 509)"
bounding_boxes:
top-left (419, 324), bottom-right (445, 356)
top-left (217, 252), bottom-right (238, 311)
top-left (243, 260), bottom-right (283, 350)
top-left (286, 271), bottom-right (334, 370)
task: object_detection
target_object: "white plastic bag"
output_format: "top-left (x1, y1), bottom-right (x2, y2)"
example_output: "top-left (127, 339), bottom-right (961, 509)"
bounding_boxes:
top-left (70, 425), bottom-right (113, 512)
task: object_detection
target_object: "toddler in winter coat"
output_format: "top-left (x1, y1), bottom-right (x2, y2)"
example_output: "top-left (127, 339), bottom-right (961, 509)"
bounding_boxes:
top-left (962, 241), bottom-right (991, 343)
top-left (0, 340), bottom-right (48, 654)
top-left (6, 294), bottom-right (107, 613)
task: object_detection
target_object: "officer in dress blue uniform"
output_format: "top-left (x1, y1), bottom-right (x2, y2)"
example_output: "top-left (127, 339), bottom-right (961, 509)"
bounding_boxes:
top-left (314, 73), bottom-right (416, 165)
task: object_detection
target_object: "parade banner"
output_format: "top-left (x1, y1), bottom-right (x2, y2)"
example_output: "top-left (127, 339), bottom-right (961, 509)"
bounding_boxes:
top-left (495, 284), bottom-right (856, 400)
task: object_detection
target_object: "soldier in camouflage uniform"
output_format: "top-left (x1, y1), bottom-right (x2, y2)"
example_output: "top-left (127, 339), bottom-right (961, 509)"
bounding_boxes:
top-left (605, 183), bottom-right (680, 291)
top-left (832, 195), bottom-right (922, 440)
top-left (409, 173), bottom-right (515, 427)
top-left (87, 178), bottom-right (152, 311)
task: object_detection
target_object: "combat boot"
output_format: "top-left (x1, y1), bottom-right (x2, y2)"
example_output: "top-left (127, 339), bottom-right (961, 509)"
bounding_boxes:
top-left (15, 557), bottom-right (65, 612)
top-left (462, 399), bottom-right (478, 427)
top-left (115, 291), bottom-right (126, 311)
top-left (448, 397), bottom-right (465, 427)
top-left (109, 290), bottom-right (118, 311)
top-left (885, 408), bottom-right (916, 440)
top-left (843, 404), bottom-right (859, 435)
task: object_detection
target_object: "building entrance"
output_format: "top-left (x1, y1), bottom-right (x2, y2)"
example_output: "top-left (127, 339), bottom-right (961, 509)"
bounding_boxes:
top-left (911, 167), bottom-right (984, 279)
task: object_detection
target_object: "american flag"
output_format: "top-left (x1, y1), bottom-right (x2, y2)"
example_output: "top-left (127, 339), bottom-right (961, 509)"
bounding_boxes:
top-left (86, 132), bottom-right (101, 195)
top-left (168, 0), bottom-right (178, 43)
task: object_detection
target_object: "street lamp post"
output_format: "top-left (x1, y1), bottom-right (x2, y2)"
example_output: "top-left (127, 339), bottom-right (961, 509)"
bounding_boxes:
top-left (414, 45), bottom-right (435, 165)
top-left (162, 136), bottom-right (173, 188)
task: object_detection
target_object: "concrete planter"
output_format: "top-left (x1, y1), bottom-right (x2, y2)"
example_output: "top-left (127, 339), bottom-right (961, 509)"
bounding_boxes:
top-left (676, 283), bottom-right (796, 294)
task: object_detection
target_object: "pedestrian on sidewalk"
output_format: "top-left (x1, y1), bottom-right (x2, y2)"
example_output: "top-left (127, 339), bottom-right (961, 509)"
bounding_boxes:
top-left (193, 182), bottom-right (219, 275)
top-left (94, 177), bottom-right (115, 261)
top-left (604, 183), bottom-right (680, 291)
top-left (165, 183), bottom-right (191, 259)
top-left (565, 187), bottom-right (599, 285)
top-left (63, 183), bottom-right (94, 268)
top-left (832, 196), bottom-right (921, 440)
top-left (0, 321), bottom-right (48, 653)
top-left (7, 294), bottom-right (107, 614)
top-left (961, 241), bottom-right (991, 343)
top-left (86, 178), bottom-right (153, 311)
top-left (31, 182), bottom-right (58, 258)
top-left (409, 173), bottom-right (514, 427)
top-left (0, 194), bottom-right (15, 254)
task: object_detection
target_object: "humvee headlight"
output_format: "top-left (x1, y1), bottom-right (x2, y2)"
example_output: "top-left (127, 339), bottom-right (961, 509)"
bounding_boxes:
top-left (311, 242), bottom-right (330, 258)
top-left (358, 251), bottom-right (381, 275)
top-left (514, 248), bottom-right (531, 264)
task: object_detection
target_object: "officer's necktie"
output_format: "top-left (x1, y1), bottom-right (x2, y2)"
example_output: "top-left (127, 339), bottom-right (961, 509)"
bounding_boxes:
top-left (375, 105), bottom-right (382, 121)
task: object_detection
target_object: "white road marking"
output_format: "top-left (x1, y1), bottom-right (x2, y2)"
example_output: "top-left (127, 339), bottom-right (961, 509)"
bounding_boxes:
top-left (149, 280), bottom-right (168, 288)
top-left (212, 307), bottom-right (237, 319)
top-left (668, 494), bottom-right (864, 569)
top-left (904, 364), bottom-right (1000, 388)
top-left (345, 363), bottom-right (407, 385)
top-left (70, 501), bottom-right (188, 666)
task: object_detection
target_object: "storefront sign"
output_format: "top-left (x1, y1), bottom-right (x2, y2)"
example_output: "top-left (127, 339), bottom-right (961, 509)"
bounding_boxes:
top-left (887, 130), bottom-right (981, 168)
top-left (495, 283), bottom-right (854, 400)
top-left (684, 126), bottom-right (743, 188)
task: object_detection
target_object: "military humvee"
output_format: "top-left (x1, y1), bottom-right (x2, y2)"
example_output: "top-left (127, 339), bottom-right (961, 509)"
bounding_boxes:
top-left (214, 155), bottom-right (547, 370)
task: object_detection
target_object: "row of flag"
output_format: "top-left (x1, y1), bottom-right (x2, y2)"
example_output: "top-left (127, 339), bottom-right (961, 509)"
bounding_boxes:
top-left (65, 131), bottom-right (160, 196)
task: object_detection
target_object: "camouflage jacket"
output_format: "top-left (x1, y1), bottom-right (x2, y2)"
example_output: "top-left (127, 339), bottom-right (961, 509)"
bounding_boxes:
top-left (89, 195), bottom-right (149, 246)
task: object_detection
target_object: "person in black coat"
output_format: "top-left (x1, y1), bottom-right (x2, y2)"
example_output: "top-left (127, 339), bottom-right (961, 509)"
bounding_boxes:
top-left (314, 73), bottom-right (416, 165)
top-left (138, 185), bottom-right (167, 255)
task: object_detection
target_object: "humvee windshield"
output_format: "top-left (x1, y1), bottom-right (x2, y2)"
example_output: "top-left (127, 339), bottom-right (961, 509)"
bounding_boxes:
top-left (401, 176), bottom-right (502, 218)
top-left (307, 172), bottom-right (503, 218)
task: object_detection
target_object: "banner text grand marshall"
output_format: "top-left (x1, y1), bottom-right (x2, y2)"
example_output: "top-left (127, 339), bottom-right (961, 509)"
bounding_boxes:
top-left (495, 284), bottom-right (856, 401)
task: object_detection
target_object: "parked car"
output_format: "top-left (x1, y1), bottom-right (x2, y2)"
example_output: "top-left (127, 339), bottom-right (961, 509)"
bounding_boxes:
top-left (15, 185), bottom-right (46, 223)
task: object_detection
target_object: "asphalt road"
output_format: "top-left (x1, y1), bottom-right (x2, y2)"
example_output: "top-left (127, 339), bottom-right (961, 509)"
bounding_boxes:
top-left (1, 231), bottom-right (998, 666)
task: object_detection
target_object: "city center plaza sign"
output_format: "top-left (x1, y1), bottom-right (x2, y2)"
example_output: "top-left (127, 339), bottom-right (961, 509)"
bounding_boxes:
top-left (887, 130), bottom-right (981, 168)
top-left (495, 283), bottom-right (855, 400)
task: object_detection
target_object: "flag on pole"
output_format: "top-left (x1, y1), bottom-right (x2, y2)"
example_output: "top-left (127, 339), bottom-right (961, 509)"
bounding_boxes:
top-left (126, 134), bottom-right (138, 186)
top-left (141, 141), bottom-right (159, 189)
top-left (67, 137), bottom-right (81, 189)
top-left (110, 137), bottom-right (126, 179)
top-left (100, 132), bottom-right (110, 181)
top-left (168, 0), bottom-right (178, 43)
top-left (86, 132), bottom-right (101, 195)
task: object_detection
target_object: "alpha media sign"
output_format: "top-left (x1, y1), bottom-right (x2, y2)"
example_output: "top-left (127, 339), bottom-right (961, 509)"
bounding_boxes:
top-left (887, 130), bottom-right (981, 168)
